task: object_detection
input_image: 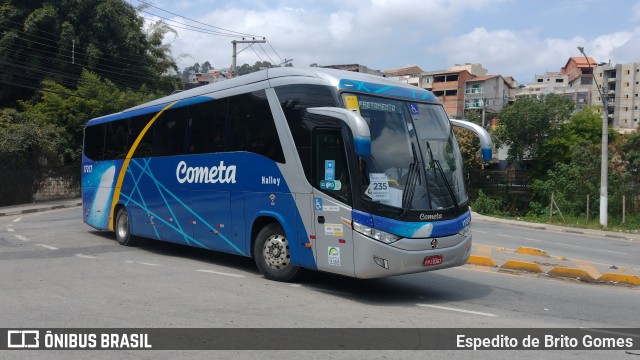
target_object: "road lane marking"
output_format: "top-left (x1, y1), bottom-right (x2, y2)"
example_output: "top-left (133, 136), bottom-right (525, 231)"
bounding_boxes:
top-left (14, 235), bottom-right (29, 241)
top-left (36, 244), bottom-right (58, 250)
top-left (473, 230), bottom-right (488, 234)
top-left (417, 304), bottom-right (496, 317)
top-left (196, 269), bottom-right (246, 278)
top-left (125, 260), bottom-right (161, 267)
top-left (7, 228), bottom-right (15, 232)
top-left (497, 234), bottom-right (515, 238)
top-left (13, 218), bottom-right (22, 223)
top-left (75, 254), bottom-right (100, 259)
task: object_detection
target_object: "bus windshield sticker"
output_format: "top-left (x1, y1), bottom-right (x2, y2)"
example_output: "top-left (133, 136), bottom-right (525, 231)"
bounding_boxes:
top-left (409, 102), bottom-right (419, 115)
top-left (368, 173), bottom-right (391, 201)
top-left (344, 95), bottom-right (360, 115)
top-left (319, 179), bottom-right (342, 191)
top-left (328, 247), bottom-right (341, 266)
top-left (358, 101), bottom-right (399, 113)
top-left (325, 160), bottom-right (335, 180)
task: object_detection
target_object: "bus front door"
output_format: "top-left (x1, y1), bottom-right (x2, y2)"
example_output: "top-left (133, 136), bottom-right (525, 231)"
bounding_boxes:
top-left (311, 128), bottom-right (355, 277)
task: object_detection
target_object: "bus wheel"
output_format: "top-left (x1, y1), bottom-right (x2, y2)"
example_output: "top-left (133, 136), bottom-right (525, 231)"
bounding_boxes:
top-left (254, 223), bottom-right (299, 282)
top-left (115, 207), bottom-right (137, 246)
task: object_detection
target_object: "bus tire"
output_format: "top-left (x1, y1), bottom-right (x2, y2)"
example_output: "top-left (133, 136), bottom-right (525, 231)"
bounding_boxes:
top-left (115, 207), bottom-right (137, 246)
top-left (253, 223), bottom-right (299, 282)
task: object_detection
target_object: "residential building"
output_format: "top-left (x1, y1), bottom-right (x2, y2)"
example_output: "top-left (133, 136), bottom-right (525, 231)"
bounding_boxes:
top-left (321, 64), bottom-right (384, 76)
top-left (450, 63), bottom-right (488, 77)
top-left (593, 62), bottom-right (640, 132)
top-left (423, 69), bottom-right (475, 118)
top-left (517, 57), bottom-right (596, 111)
top-left (185, 69), bottom-right (232, 89)
top-left (463, 75), bottom-right (518, 123)
top-left (384, 66), bottom-right (425, 87)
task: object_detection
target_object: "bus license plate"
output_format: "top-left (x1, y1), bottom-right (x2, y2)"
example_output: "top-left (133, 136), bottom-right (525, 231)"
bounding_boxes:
top-left (423, 255), bottom-right (443, 266)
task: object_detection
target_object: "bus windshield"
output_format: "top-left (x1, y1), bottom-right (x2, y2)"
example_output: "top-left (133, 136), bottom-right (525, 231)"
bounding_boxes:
top-left (345, 94), bottom-right (467, 213)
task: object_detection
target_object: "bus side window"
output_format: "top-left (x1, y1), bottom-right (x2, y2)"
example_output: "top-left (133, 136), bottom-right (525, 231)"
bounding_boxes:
top-left (188, 99), bottom-right (227, 154)
top-left (104, 121), bottom-right (128, 160)
top-left (227, 90), bottom-right (285, 163)
top-left (84, 124), bottom-right (105, 161)
top-left (154, 107), bottom-right (189, 157)
top-left (129, 115), bottom-right (154, 158)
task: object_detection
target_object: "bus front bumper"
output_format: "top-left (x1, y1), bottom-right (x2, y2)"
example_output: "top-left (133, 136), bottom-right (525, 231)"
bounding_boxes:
top-left (352, 231), bottom-right (472, 279)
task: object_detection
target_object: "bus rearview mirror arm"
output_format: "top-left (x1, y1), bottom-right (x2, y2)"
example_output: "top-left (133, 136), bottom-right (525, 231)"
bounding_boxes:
top-left (449, 118), bottom-right (493, 162)
top-left (307, 107), bottom-right (371, 157)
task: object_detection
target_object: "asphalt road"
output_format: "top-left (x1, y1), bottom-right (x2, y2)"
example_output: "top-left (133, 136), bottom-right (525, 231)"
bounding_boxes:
top-left (1, 208), bottom-right (638, 359)
top-left (472, 220), bottom-right (639, 271)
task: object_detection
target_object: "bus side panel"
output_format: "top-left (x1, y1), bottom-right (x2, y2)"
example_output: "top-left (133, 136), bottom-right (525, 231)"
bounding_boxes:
top-left (294, 193), bottom-right (318, 270)
top-left (191, 190), bottom-right (234, 252)
top-left (230, 191), bottom-right (247, 255)
top-left (82, 160), bottom-right (120, 231)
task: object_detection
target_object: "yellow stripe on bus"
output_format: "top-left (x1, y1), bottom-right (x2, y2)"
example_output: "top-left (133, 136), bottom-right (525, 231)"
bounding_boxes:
top-left (108, 101), bottom-right (177, 231)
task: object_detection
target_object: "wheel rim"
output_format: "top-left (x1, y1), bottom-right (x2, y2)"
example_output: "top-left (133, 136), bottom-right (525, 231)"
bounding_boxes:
top-left (117, 211), bottom-right (128, 240)
top-left (262, 234), bottom-right (290, 270)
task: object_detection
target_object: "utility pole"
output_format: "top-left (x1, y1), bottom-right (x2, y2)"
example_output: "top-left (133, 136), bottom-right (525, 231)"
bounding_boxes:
top-left (72, 40), bottom-right (75, 64)
top-left (578, 46), bottom-right (608, 227)
top-left (481, 97), bottom-right (486, 128)
top-left (231, 37), bottom-right (266, 77)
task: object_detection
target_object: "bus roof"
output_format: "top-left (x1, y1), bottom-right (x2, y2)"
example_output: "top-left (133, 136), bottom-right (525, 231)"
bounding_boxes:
top-left (86, 67), bottom-right (438, 126)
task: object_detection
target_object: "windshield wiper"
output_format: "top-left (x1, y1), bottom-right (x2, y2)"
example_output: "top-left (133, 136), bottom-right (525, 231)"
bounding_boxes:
top-left (432, 159), bottom-right (460, 215)
top-left (400, 144), bottom-right (420, 218)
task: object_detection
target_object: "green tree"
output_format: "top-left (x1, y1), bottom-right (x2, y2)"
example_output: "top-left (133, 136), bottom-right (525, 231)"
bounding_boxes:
top-left (494, 94), bottom-right (574, 170)
top-left (540, 106), bottom-right (602, 166)
top-left (0, 0), bottom-right (180, 106)
top-left (528, 140), bottom-right (600, 217)
top-left (20, 69), bottom-right (158, 164)
top-left (0, 108), bottom-right (61, 204)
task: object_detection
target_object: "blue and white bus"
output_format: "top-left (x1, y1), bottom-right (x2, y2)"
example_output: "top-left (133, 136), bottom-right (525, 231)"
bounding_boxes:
top-left (82, 67), bottom-right (492, 281)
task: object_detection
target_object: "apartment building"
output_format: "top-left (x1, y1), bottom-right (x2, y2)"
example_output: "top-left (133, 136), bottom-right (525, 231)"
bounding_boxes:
top-left (516, 57), bottom-right (595, 111)
top-left (421, 69), bottom-right (475, 118)
top-left (593, 62), bottom-right (640, 132)
top-left (384, 66), bottom-right (425, 87)
top-left (464, 75), bottom-right (517, 118)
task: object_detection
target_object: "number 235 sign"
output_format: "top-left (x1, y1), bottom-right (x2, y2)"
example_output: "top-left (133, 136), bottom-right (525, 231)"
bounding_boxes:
top-left (367, 173), bottom-right (390, 201)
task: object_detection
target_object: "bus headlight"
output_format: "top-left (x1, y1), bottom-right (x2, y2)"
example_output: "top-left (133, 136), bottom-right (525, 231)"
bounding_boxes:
top-left (458, 224), bottom-right (472, 237)
top-left (353, 221), bottom-right (400, 244)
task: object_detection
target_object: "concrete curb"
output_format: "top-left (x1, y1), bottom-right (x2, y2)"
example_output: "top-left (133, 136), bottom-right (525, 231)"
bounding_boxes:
top-left (0, 201), bottom-right (82, 217)
top-left (514, 247), bottom-right (549, 257)
top-left (466, 257), bottom-right (640, 287)
top-left (597, 273), bottom-right (640, 286)
top-left (500, 260), bottom-right (544, 273)
top-left (548, 266), bottom-right (595, 282)
top-left (467, 255), bottom-right (498, 267)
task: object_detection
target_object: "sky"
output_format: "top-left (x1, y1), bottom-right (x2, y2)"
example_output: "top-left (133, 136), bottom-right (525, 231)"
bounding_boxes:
top-left (126, 0), bottom-right (640, 84)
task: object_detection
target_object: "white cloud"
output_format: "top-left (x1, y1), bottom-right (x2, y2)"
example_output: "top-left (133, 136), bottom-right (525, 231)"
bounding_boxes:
top-left (153, 0), bottom-right (637, 83)
top-left (634, 1), bottom-right (640, 20)
top-left (430, 26), bottom-right (639, 83)
top-left (161, 0), bottom-right (506, 70)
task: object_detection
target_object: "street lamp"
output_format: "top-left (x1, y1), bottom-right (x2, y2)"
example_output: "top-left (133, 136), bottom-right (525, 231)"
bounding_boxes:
top-left (577, 46), bottom-right (608, 227)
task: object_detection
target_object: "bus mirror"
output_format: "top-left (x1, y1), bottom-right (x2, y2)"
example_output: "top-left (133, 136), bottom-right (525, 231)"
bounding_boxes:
top-left (449, 118), bottom-right (493, 162)
top-left (307, 107), bottom-right (371, 157)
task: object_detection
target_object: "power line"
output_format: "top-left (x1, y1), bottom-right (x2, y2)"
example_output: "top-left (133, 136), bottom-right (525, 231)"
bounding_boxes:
top-left (266, 40), bottom-right (284, 64)
top-left (136, 0), bottom-right (259, 37)
top-left (137, 11), bottom-right (242, 37)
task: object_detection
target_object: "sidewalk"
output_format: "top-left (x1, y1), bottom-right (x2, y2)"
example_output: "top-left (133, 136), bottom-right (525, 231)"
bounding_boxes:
top-left (0, 198), bottom-right (82, 217)
top-left (469, 211), bottom-right (640, 286)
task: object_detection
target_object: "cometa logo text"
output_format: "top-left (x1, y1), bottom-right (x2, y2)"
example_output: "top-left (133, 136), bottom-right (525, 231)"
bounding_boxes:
top-left (176, 160), bottom-right (237, 184)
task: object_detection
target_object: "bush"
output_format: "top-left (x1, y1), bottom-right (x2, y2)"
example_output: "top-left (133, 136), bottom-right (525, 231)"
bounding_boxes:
top-left (472, 190), bottom-right (505, 216)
